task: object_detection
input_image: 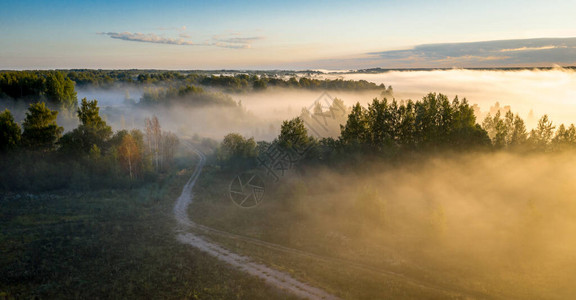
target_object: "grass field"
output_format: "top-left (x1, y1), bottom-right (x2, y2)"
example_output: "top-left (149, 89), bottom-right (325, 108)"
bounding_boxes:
top-left (4, 148), bottom-right (576, 300)
top-left (0, 152), bottom-right (296, 299)
top-left (189, 158), bottom-right (576, 300)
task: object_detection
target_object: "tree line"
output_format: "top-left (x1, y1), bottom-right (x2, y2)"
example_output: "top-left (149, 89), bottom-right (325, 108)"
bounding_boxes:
top-left (0, 71), bottom-right (392, 100)
top-left (218, 93), bottom-right (576, 171)
top-left (0, 71), bottom-right (77, 108)
top-left (139, 85), bottom-right (238, 107)
top-left (0, 100), bottom-right (178, 191)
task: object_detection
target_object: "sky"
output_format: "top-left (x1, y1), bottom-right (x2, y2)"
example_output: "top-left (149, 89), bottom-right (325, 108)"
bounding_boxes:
top-left (1, 0), bottom-right (576, 70)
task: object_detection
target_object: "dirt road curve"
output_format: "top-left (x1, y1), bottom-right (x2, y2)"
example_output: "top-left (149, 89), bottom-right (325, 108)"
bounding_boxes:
top-left (174, 145), bottom-right (339, 300)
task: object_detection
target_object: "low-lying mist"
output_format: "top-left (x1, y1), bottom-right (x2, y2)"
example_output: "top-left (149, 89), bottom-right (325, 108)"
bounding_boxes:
top-left (273, 151), bottom-right (576, 299)
top-left (5, 69), bottom-right (576, 146)
top-left (74, 87), bottom-right (382, 141)
top-left (68, 69), bottom-right (576, 143)
top-left (326, 68), bottom-right (576, 128)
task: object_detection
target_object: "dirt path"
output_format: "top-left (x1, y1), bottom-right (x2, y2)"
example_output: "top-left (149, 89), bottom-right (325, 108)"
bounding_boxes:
top-left (174, 145), bottom-right (339, 300)
top-left (173, 145), bottom-right (486, 299)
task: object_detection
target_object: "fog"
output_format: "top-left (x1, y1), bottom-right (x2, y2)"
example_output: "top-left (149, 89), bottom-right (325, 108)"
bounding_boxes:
top-left (69, 69), bottom-right (576, 142)
top-left (5, 70), bottom-right (576, 298)
top-left (4, 69), bottom-right (576, 143)
top-left (75, 87), bottom-right (382, 141)
top-left (324, 68), bottom-right (576, 128)
top-left (70, 70), bottom-right (576, 298)
top-left (267, 151), bottom-right (576, 299)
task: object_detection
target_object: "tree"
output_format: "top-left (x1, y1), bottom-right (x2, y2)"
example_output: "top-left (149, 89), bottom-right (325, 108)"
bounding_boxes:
top-left (340, 93), bottom-right (489, 153)
top-left (110, 129), bottom-right (150, 178)
top-left (509, 113), bottom-right (528, 148)
top-left (482, 111), bottom-right (505, 148)
top-left (481, 109), bottom-right (528, 150)
top-left (59, 98), bottom-right (112, 155)
top-left (278, 117), bottom-right (311, 151)
top-left (22, 102), bottom-right (63, 151)
top-left (450, 97), bottom-right (490, 149)
top-left (552, 123), bottom-right (576, 150)
top-left (145, 116), bottom-right (162, 171)
top-left (161, 132), bottom-right (179, 171)
top-left (340, 103), bottom-right (369, 147)
top-left (529, 115), bottom-right (555, 151)
top-left (397, 100), bottom-right (416, 147)
top-left (77, 98), bottom-right (112, 141)
top-left (0, 109), bottom-right (21, 152)
top-left (414, 93), bottom-right (454, 147)
top-left (45, 71), bottom-right (77, 109)
top-left (366, 98), bottom-right (395, 151)
top-left (144, 116), bottom-right (178, 172)
top-left (118, 133), bottom-right (141, 180)
top-left (218, 133), bottom-right (257, 170)
top-left (253, 79), bottom-right (267, 91)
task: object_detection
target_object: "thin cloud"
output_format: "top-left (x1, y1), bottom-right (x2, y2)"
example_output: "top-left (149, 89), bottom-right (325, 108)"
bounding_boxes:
top-left (157, 25), bottom-right (187, 31)
top-left (101, 32), bottom-right (197, 46)
top-left (499, 46), bottom-right (559, 52)
top-left (211, 36), bottom-right (263, 49)
top-left (214, 36), bottom-right (262, 44)
top-left (366, 37), bottom-right (576, 67)
top-left (100, 31), bottom-right (262, 49)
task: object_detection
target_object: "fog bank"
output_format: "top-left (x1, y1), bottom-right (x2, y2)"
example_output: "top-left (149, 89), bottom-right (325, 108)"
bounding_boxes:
top-left (327, 68), bottom-right (576, 128)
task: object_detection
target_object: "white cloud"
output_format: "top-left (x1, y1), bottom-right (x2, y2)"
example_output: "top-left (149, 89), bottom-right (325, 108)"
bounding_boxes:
top-left (363, 37), bottom-right (576, 68)
top-left (100, 31), bottom-right (263, 49)
top-left (101, 32), bottom-right (197, 45)
top-left (499, 46), bottom-right (559, 52)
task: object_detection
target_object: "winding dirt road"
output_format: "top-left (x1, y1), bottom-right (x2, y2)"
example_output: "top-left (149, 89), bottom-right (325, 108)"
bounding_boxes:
top-left (174, 144), bottom-right (485, 299)
top-left (174, 145), bottom-right (339, 300)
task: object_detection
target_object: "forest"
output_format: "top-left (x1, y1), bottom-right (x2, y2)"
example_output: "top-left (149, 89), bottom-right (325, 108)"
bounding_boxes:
top-left (2, 69), bottom-right (576, 299)
top-left (2, 69), bottom-right (575, 191)
top-left (217, 92), bottom-right (576, 172)
top-left (0, 70), bottom-right (393, 192)
top-left (0, 97), bottom-right (179, 191)
top-left (1, 70), bottom-right (391, 95)
top-left (202, 91), bottom-right (576, 300)
top-left (5, 1), bottom-right (576, 299)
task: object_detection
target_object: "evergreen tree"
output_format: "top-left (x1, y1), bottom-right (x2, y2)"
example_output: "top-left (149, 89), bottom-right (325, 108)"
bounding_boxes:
top-left (529, 115), bottom-right (555, 151)
top-left (510, 114), bottom-right (528, 148)
top-left (340, 102), bottom-right (369, 147)
top-left (22, 102), bottom-right (63, 151)
top-left (552, 123), bottom-right (576, 150)
top-left (0, 109), bottom-right (21, 152)
top-left (278, 117), bottom-right (311, 151)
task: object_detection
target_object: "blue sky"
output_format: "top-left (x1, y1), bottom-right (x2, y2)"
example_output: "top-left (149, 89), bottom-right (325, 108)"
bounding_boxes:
top-left (1, 0), bottom-right (575, 69)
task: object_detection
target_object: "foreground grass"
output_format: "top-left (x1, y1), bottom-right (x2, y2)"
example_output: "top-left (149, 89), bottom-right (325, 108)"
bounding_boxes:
top-left (0, 160), bottom-right (294, 299)
top-left (190, 160), bottom-right (576, 300)
top-left (191, 167), bottom-right (469, 300)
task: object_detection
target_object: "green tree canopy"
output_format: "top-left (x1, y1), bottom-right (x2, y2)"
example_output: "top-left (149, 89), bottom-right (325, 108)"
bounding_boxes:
top-left (59, 98), bottom-right (112, 155)
top-left (340, 93), bottom-right (490, 153)
top-left (0, 109), bottom-right (21, 152)
top-left (217, 133), bottom-right (257, 170)
top-left (528, 114), bottom-right (555, 151)
top-left (278, 117), bottom-right (312, 151)
top-left (22, 102), bottom-right (63, 151)
top-left (45, 71), bottom-right (77, 109)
